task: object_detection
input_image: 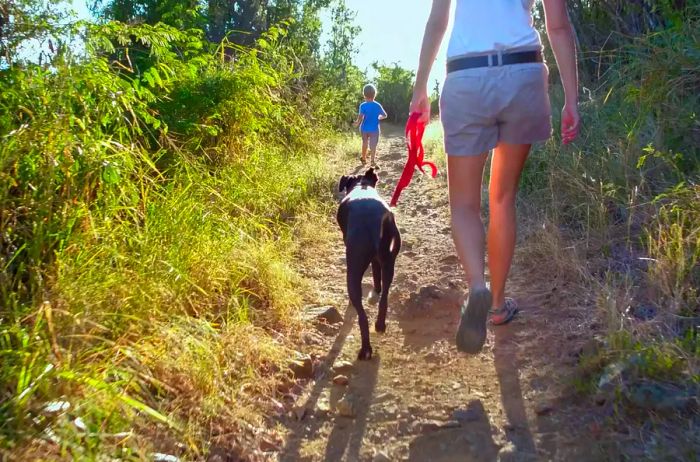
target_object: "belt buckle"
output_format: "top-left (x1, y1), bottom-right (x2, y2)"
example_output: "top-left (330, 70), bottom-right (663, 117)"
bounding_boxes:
top-left (488, 51), bottom-right (504, 67)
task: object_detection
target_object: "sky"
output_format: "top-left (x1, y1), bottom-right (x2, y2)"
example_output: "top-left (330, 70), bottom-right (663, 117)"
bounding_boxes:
top-left (329, 0), bottom-right (455, 86)
top-left (69, 0), bottom-right (453, 84)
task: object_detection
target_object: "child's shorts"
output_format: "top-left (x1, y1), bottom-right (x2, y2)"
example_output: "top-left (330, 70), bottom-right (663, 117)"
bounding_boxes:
top-left (361, 131), bottom-right (380, 151)
top-left (440, 61), bottom-right (552, 156)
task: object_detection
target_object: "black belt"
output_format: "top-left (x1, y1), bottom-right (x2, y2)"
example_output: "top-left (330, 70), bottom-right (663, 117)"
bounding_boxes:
top-left (447, 50), bottom-right (543, 73)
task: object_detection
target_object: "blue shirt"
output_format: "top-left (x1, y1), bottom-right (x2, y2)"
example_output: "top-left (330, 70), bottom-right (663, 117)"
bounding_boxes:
top-left (359, 101), bottom-right (387, 133)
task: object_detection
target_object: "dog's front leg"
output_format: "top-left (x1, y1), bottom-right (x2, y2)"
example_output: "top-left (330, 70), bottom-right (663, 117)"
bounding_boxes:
top-left (347, 251), bottom-right (373, 360)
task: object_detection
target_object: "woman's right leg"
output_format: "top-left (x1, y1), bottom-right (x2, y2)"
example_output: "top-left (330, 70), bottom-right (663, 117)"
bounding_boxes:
top-left (449, 152), bottom-right (493, 353)
top-left (447, 153), bottom-right (489, 290)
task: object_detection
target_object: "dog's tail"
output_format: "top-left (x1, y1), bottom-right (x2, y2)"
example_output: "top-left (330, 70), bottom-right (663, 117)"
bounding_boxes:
top-left (380, 211), bottom-right (401, 258)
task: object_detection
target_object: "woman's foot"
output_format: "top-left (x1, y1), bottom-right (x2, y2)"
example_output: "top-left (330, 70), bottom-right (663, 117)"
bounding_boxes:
top-left (456, 288), bottom-right (492, 354)
top-left (490, 298), bottom-right (519, 325)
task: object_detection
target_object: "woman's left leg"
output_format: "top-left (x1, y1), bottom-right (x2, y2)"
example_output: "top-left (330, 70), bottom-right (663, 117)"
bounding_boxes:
top-left (487, 141), bottom-right (531, 312)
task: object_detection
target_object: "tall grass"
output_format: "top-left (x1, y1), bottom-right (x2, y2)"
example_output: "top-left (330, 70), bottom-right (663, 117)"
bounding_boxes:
top-left (520, 4), bottom-right (699, 436)
top-left (0, 20), bottom-right (337, 459)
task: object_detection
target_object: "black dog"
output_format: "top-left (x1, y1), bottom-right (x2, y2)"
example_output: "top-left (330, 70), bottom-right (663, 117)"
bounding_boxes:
top-left (337, 168), bottom-right (401, 360)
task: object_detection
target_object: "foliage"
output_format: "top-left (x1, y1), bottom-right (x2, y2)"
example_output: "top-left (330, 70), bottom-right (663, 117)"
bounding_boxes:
top-left (0, 6), bottom-right (341, 458)
top-left (0, 0), bottom-right (70, 66)
top-left (371, 62), bottom-right (414, 123)
top-left (521, 3), bottom-right (700, 440)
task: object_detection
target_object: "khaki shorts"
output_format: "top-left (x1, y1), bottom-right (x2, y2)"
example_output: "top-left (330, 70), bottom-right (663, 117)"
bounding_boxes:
top-left (440, 62), bottom-right (552, 156)
top-left (361, 131), bottom-right (380, 151)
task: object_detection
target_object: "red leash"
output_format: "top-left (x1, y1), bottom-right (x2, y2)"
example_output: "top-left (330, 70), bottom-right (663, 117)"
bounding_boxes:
top-left (390, 112), bottom-right (438, 207)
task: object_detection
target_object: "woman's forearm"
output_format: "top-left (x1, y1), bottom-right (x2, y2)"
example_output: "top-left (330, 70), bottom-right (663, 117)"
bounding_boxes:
top-left (544, 1), bottom-right (579, 105)
top-left (548, 28), bottom-right (578, 104)
top-left (415, 0), bottom-right (451, 91)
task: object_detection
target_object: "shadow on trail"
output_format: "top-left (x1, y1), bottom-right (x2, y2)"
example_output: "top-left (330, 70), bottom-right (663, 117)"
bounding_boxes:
top-left (323, 357), bottom-right (380, 461)
top-left (494, 307), bottom-right (539, 458)
top-left (408, 400), bottom-right (499, 462)
top-left (396, 287), bottom-right (463, 351)
top-left (279, 303), bottom-right (357, 462)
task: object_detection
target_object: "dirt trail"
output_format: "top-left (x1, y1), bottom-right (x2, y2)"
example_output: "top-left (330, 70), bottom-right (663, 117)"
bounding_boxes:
top-left (278, 128), bottom-right (601, 462)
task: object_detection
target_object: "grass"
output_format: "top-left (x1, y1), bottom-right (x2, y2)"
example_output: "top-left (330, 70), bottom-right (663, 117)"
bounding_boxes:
top-left (0, 20), bottom-right (348, 460)
top-left (1, 147), bottom-right (339, 460)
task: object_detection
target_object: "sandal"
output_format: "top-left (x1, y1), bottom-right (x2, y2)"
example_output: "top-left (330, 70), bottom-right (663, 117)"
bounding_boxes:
top-left (456, 288), bottom-right (492, 354)
top-left (490, 298), bottom-right (519, 325)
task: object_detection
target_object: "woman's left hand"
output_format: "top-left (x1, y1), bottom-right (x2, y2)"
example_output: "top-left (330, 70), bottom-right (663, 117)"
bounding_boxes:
top-left (410, 88), bottom-right (431, 125)
top-left (561, 102), bottom-right (580, 144)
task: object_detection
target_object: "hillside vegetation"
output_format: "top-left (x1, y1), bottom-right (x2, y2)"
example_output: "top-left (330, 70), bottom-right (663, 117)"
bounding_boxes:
top-left (0, 0), bottom-right (364, 458)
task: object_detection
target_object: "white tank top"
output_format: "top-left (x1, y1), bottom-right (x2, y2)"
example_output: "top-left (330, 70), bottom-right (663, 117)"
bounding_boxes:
top-left (447, 0), bottom-right (542, 58)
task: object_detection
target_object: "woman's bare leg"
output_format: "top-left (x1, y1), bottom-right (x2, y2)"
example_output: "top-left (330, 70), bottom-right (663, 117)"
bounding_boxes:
top-left (447, 153), bottom-right (489, 290)
top-left (488, 142), bottom-right (530, 310)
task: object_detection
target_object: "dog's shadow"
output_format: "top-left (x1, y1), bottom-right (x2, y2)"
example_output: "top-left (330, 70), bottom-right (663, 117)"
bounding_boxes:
top-left (279, 298), bottom-right (381, 462)
top-left (323, 354), bottom-right (380, 461)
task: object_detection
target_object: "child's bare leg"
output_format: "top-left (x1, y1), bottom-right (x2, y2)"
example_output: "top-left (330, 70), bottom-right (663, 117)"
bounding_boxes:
top-left (361, 134), bottom-right (369, 162)
top-left (370, 133), bottom-right (379, 166)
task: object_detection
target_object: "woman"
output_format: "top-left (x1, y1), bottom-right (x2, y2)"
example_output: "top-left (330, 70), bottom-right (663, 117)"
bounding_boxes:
top-left (410, 0), bottom-right (580, 354)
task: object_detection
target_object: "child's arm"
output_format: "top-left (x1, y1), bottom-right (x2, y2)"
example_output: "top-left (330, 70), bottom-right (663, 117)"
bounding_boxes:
top-left (353, 113), bottom-right (364, 127)
top-left (379, 104), bottom-right (388, 121)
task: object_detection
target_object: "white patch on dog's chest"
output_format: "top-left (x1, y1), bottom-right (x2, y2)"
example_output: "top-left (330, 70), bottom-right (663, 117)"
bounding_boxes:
top-left (345, 186), bottom-right (389, 208)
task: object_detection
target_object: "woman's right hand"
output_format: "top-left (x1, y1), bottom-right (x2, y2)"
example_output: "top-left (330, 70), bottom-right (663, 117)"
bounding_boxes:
top-left (410, 87), bottom-right (431, 124)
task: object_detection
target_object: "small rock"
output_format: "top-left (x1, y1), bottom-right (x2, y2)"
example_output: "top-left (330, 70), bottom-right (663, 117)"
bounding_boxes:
top-left (260, 438), bottom-right (281, 452)
top-left (153, 454), bottom-right (179, 462)
top-left (534, 401), bottom-right (554, 416)
top-left (373, 451), bottom-right (392, 462)
top-left (44, 401), bottom-right (70, 414)
top-left (597, 360), bottom-right (629, 392)
top-left (419, 284), bottom-right (444, 300)
top-left (292, 405), bottom-right (307, 421)
top-left (624, 304), bottom-right (657, 321)
top-left (317, 399), bottom-right (331, 414)
top-left (452, 408), bottom-right (480, 422)
top-left (73, 417), bottom-right (87, 432)
top-left (302, 331), bottom-right (322, 346)
top-left (333, 360), bottom-right (354, 375)
top-left (288, 354), bottom-right (314, 379)
top-left (624, 381), bottom-right (696, 413)
top-left (318, 306), bottom-right (344, 324)
top-left (419, 419), bottom-right (461, 433)
top-left (333, 375), bottom-right (349, 386)
top-left (337, 396), bottom-right (356, 418)
top-left (593, 392), bottom-right (609, 406)
top-left (303, 305), bottom-right (344, 324)
top-left (576, 337), bottom-right (605, 359)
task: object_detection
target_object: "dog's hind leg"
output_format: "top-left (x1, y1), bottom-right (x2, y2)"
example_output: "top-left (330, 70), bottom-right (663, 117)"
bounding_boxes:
top-left (347, 250), bottom-right (373, 360)
top-left (375, 256), bottom-right (395, 334)
top-left (368, 259), bottom-right (381, 304)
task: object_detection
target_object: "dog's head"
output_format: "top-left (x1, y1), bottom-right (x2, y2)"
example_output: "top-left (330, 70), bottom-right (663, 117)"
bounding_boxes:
top-left (338, 168), bottom-right (379, 195)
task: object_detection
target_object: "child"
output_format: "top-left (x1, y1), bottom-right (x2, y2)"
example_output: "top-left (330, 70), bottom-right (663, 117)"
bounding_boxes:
top-left (353, 84), bottom-right (387, 166)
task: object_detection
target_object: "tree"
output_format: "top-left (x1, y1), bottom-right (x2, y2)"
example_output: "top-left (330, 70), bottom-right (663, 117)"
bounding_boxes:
top-left (0, 0), bottom-right (67, 66)
top-left (372, 63), bottom-right (414, 123)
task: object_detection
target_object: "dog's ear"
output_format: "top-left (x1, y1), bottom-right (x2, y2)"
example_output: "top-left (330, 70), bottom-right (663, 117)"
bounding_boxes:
top-left (338, 175), bottom-right (349, 192)
top-left (364, 168), bottom-right (379, 187)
